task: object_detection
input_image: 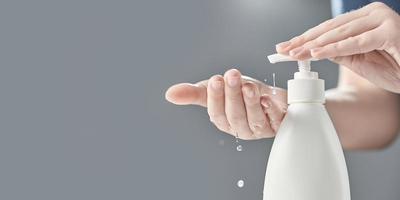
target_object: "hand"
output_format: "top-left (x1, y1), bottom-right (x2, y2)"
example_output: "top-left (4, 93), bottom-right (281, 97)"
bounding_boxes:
top-left (165, 69), bottom-right (288, 140)
top-left (276, 2), bottom-right (400, 93)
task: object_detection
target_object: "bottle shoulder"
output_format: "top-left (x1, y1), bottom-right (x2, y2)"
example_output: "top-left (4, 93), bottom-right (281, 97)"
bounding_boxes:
top-left (286, 103), bottom-right (330, 120)
top-left (279, 103), bottom-right (337, 136)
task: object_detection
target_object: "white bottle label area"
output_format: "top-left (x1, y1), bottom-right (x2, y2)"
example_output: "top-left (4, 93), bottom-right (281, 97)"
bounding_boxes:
top-left (263, 104), bottom-right (351, 200)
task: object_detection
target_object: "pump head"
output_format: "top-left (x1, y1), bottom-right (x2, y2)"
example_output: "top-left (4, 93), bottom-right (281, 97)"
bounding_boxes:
top-left (267, 53), bottom-right (325, 104)
top-left (267, 54), bottom-right (320, 80)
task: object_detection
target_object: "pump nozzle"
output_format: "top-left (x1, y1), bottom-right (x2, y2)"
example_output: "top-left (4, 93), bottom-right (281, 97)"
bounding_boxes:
top-left (267, 53), bottom-right (324, 103)
top-left (267, 53), bottom-right (321, 79)
top-left (267, 53), bottom-right (319, 73)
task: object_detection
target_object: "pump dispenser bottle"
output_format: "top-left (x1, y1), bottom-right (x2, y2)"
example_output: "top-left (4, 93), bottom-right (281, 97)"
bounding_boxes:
top-left (263, 54), bottom-right (351, 200)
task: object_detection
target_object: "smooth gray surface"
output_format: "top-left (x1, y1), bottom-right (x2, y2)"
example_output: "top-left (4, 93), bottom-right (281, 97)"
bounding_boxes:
top-left (0, 0), bottom-right (399, 199)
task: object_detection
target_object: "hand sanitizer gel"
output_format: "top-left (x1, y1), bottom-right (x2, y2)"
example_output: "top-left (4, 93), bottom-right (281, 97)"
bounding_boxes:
top-left (263, 54), bottom-right (351, 200)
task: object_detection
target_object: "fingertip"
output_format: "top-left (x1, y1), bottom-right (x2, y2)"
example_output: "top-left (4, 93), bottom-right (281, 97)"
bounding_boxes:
top-left (165, 83), bottom-right (201, 105)
top-left (275, 41), bottom-right (291, 53)
top-left (224, 68), bottom-right (241, 78)
top-left (209, 75), bottom-right (224, 87)
top-left (242, 82), bottom-right (258, 99)
top-left (165, 86), bottom-right (175, 103)
top-left (289, 46), bottom-right (309, 60)
top-left (211, 74), bottom-right (224, 81)
top-left (225, 69), bottom-right (242, 88)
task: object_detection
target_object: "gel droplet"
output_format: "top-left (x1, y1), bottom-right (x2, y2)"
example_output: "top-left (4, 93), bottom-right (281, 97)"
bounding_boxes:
top-left (272, 73), bottom-right (277, 95)
top-left (234, 132), bottom-right (239, 143)
top-left (237, 179), bottom-right (245, 188)
top-left (236, 144), bottom-right (243, 152)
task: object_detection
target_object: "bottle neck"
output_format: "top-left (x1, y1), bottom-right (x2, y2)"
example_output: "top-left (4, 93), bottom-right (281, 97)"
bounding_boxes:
top-left (287, 78), bottom-right (325, 104)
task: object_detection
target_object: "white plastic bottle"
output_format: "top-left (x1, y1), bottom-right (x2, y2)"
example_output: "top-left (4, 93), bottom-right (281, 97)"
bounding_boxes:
top-left (263, 54), bottom-right (351, 200)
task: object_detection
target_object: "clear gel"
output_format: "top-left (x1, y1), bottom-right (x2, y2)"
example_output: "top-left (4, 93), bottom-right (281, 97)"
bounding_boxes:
top-left (272, 73), bottom-right (277, 95)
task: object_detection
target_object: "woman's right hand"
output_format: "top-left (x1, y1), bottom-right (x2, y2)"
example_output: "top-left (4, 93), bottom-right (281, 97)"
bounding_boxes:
top-left (276, 2), bottom-right (400, 93)
top-left (165, 69), bottom-right (288, 140)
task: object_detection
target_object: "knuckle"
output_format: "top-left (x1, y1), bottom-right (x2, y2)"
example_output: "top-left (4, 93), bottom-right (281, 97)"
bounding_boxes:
top-left (355, 36), bottom-right (368, 48)
top-left (227, 92), bottom-right (243, 102)
top-left (331, 42), bottom-right (340, 51)
top-left (313, 37), bottom-right (325, 47)
top-left (210, 92), bottom-right (224, 99)
top-left (369, 2), bottom-right (388, 9)
top-left (250, 120), bottom-right (267, 129)
top-left (302, 40), bottom-right (314, 48)
top-left (321, 19), bottom-right (335, 30)
top-left (246, 101), bottom-right (259, 108)
top-left (244, 96), bottom-right (259, 106)
top-left (384, 17), bottom-right (400, 31)
top-left (336, 25), bottom-right (349, 35)
top-left (301, 33), bottom-right (314, 42)
top-left (291, 36), bottom-right (305, 44)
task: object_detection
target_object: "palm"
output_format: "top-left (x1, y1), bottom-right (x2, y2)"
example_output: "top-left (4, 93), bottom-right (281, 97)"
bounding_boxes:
top-left (166, 72), bottom-right (288, 140)
top-left (166, 76), bottom-right (287, 109)
top-left (342, 50), bottom-right (400, 92)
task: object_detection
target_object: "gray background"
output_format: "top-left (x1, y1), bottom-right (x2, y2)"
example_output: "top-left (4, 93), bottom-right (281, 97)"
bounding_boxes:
top-left (0, 0), bottom-right (399, 199)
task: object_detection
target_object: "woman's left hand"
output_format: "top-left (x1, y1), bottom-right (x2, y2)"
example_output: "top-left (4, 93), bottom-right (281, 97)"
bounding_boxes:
top-left (276, 2), bottom-right (400, 93)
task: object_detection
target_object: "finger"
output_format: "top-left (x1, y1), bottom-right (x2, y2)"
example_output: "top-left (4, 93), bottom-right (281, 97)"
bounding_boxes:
top-left (165, 81), bottom-right (207, 107)
top-left (259, 85), bottom-right (287, 103)
top-left (289, 15), bottom-right (380, 60)
top-left (276, 6), bottom-right (372, 54)
top-left (310, 28), bottom-right (384, 59)
top-left (207, 75), bottom-right (231, 134)
top-left (242, 83), bottom-right (275, 138)
top-left (312, 16), bottom-right (379, 48)
top-left (224, 69), bottom-right (255, 140)
top-left (261, 95), bottom-right (286, 133)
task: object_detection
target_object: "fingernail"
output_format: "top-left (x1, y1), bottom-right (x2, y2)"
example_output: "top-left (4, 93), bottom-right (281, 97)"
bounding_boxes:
top-left (252, 124), bottom-right (262, 129)
top-left (251, 123), bottom-right (264, 132)
top-left (289, 46), bottom-right (304, 57)
top-left (244, 87), bottom-right (255, 98)
top-left (261, 98), bottom-right (271, 109)
top-left (276, 41), bottom-right (291, 50)
top-left (227, 76), bottom-right (239, 87)
top-left (310, 47), bottom-right (323, 56)
top-left (211, 79), bottom-right (223, 90)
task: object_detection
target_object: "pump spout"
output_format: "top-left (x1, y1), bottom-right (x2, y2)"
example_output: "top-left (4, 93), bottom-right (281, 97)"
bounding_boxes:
top-left (267, 54), bottom-right (295, 63)
top-left (267, 53), bottom-right (319, 63)
top-left (267, 53), bottom-right (318, 72)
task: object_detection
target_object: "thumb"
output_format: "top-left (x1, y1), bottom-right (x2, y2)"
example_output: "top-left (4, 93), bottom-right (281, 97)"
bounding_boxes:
top-left (329, 56), bottom-right (363, 75)
top-left (330, 56), bottom-right (352, 67)
top-left (165, 81), bottom-right (208, 107)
